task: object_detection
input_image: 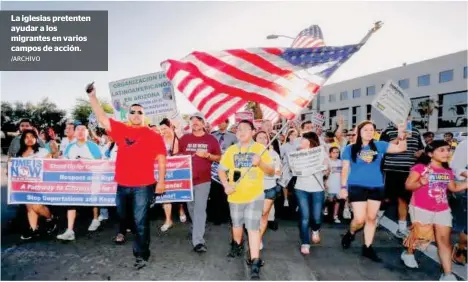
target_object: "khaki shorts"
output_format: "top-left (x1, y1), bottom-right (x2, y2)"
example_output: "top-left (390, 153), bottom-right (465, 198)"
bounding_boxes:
top-left (409, 205), bottom-right (452, 227)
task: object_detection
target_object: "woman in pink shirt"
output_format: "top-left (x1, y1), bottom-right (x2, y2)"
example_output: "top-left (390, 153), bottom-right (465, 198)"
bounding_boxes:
top-left (403, 140), bottom-right (468, 280)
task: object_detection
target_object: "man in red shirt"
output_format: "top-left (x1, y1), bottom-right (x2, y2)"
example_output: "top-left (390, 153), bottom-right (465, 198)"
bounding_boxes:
top-left (87, 84), bottom-right (166, 269)
top-left (179, 113), bottom-right (222, 253)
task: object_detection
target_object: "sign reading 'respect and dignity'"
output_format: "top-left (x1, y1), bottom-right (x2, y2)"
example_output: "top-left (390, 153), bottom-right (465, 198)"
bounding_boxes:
top-left (8, 156), bottom-right (193, 206)
top-left (371, 80), bottom-right (411, 125)
top-left (287, 147), bottom-right (326, 177)
top-left (109, 71), bottom-right (177, 125)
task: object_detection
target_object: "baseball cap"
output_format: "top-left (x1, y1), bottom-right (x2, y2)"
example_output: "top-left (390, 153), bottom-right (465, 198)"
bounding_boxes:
top-left (190, 112), bottom-right (205, 122)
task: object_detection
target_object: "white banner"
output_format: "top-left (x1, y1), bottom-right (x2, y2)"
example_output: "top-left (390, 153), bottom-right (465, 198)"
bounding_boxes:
top-left (287, 147), bottom-right (326, 177)
top-left (109, 71), bottom-right (178, 125)
top-left (371, 80), bottom-right (411, 125)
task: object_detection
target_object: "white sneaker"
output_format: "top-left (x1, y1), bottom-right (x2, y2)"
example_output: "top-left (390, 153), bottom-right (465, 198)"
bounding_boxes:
top-left (323, 209), bottom-right (328, 216)
top-left (57, 229), bottom-right (75, 241)
top-left (179, 215), bottom-right (187, 223)
top-left (284, 199), bottom-right (289, 207)
top-left (401, 251), bottom-right (418, 268)
top-left (343, 208), bottom-right (352, 219)
top-left (439, 273), bottom-right (457, 281)
top-left (334, 216), bottom-right (341, 224)
top-left (260, 240), bottom-right (264, 251)
top-left (396, 229), bottom-right (410, 239)
top-left (98, 215), bottom-right (108, 222)
top-left (88, 219), bottom-right (101, 231)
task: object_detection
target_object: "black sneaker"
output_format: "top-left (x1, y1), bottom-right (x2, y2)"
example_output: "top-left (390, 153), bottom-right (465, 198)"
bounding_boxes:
top-left (45, 217), bottom-right (57, 234)
top-left (362, 245), bottom-right (382, 262)
top-left (194, 244), bottom-right (207, 253)
top-left (20, 228), bottom-right (40, 240)
top-left (341, 231), bottom-right (355, 249)
top-left (246, 258), bottom-right (265, 266)
top-left (227, 241), bottom-right (243, 257)
top-left (134, 257), bottom-right (148, 270)
top-left (250, 258), bottom-right (263, 280)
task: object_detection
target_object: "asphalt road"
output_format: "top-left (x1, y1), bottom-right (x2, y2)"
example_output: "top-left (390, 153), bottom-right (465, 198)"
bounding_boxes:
top-left (1, 158), bottom-right (465, 281)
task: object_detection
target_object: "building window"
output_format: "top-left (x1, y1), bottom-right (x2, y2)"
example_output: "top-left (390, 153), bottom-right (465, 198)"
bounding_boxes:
top-left (329, 94), bottom-right (336, 103)
top-left (417, 74), bottom-right (430, 87)
top-left (352, 88), bottom-right (361, 98)
top-left (439, 69), bottom-right (453, 83)
top-left (438, 91), bottom-right (467, 128)
top-left (352, 106), bottom-right (361, 127)
top-left (410, 96), bottom-right (430, 129)
top-left (464, 66), bottom-right (467, 79)
top-left (329, 110), bottom-right (337, 129)
top-left (340, 91), bottom-right (348, 101)
top-left (319, 95), bottom-right (325, 105)
top-left (366, 105), bottom-right (372, 121)
top-left (398, 79), bottom-right (409, 89)
top-left (366, 85), bottom-right (376, 96)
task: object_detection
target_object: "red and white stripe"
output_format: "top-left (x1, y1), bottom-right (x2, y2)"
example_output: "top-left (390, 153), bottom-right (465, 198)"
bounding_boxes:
top-left (291, 36), bottom-right (325, 48)
top-left (161, 48), bottom-right (323, 127)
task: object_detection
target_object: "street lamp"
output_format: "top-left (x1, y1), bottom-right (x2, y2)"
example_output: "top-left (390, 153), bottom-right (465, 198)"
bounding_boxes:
top-left (266, 34), bottom-right (295, 40)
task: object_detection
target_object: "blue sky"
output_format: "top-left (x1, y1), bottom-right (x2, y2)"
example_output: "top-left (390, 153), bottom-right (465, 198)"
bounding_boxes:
top-left (1, 1), bottom-right (467, 116)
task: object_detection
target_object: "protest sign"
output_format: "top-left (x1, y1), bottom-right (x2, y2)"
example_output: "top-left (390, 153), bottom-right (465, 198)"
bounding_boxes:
top-left (109, 71), bottom-right (177, 125)
top-left (311, 113), bottom-right (325, 128)
top-left (253, 119), bottom-right (263, 130)
top-left (287, 147), bottom-right (326, 177)
top-left (371, 80), bottom-right (411, 125)
top-left (235, 111), bottom-right (254, 123)
top-left (8, 156), bottom-right (193, 206)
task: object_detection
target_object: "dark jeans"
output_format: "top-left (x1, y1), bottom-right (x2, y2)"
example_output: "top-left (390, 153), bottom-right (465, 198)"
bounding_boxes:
top-left (295, 189), bottom-right (324, 245)
top-left (116, 184), bottom-right (153, 260)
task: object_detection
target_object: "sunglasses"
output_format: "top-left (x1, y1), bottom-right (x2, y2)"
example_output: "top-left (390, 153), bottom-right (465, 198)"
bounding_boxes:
top-left (130, 110), bottom-right (144, 115)
top-left (347, 134), bottom-right (356, 137)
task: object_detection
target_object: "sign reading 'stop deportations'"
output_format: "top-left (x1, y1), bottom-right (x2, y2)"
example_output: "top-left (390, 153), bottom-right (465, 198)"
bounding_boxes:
top-left (109, 71), bottom-right (177, 125)
top-left (371, 80), bottom-right (411, 125)
top-left (288, 147), bottom-right (327, 177)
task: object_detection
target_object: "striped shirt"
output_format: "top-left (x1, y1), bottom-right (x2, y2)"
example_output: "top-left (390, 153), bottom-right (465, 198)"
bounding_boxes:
top-left (380, 126), bottom-right (424, 172)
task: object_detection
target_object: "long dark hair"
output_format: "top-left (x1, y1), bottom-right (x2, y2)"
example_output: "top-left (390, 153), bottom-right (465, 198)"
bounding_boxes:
top-left (302, 132), bottom-right (320, 148)
top-left (417, 140), bottom-right (451, 169)
top-left (351, 120), bottom-right (378, 163)
top-left (17, 129), bottom-right (40, 157)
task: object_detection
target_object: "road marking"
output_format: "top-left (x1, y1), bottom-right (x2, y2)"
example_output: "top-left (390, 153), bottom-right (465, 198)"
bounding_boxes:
top-left (379, 215), bottom-right (467, 280)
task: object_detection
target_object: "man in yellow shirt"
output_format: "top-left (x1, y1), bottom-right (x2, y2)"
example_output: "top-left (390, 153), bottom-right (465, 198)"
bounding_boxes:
top-left (218, 119), bottom-right (274, 280)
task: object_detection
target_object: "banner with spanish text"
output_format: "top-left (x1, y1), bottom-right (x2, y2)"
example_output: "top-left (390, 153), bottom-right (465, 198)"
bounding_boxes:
top-left (8, 156), bottom-right (193, 206)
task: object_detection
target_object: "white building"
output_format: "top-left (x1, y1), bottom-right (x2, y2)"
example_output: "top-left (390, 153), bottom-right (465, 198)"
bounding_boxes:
top-left (304, 50), bottom-right (467, 134)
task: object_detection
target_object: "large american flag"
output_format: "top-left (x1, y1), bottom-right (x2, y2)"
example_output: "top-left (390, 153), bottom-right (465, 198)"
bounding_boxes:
top-left (161, 27), bottom-right (362, 127)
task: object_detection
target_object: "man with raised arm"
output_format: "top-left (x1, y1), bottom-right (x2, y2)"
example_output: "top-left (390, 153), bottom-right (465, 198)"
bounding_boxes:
top-left (86, 83), bottom-right (166, 270)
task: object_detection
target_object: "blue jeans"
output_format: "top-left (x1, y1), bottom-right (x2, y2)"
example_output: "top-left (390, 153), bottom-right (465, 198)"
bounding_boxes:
top-left (294, 190), bottom-right (324, 245)
top-left (116, 184), bottom-right (153, 260)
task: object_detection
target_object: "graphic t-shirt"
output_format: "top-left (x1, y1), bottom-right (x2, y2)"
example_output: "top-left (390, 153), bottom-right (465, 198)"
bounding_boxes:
top-left (64, 141), bottom-right (102, 160)
top-left (108, 119), bottom-right (166, 186)
top-left (179, 133), bottom-right (222, 186)
top-left (342, 141), bottom-right (389, 189)
top-left (220, 141), bottom-right (272, 204)
top-left (410, 164), bottom-right (454, 212)
top-left (327, 159), bottom-right (342, 194)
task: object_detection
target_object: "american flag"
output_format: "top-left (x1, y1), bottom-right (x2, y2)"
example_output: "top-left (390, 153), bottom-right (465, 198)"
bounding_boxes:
top-left (161, 31), bottom-right (362, 127)
top-left (291, 25), bottom-right (325, 48)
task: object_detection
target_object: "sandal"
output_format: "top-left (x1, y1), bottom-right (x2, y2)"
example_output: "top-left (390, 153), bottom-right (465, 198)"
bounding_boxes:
top-left (114, 233), bottom-right (126, 245)
top-left (161, 223), bottom-right (173, 232)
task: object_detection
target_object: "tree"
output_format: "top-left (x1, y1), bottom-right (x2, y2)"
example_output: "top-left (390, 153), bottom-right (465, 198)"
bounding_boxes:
top-left (71, 97), bottom-right (114, 125)
top-left (245, 101), bottom-right (263, 119)
top-left (417, 98), bottom-right (439, 130)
